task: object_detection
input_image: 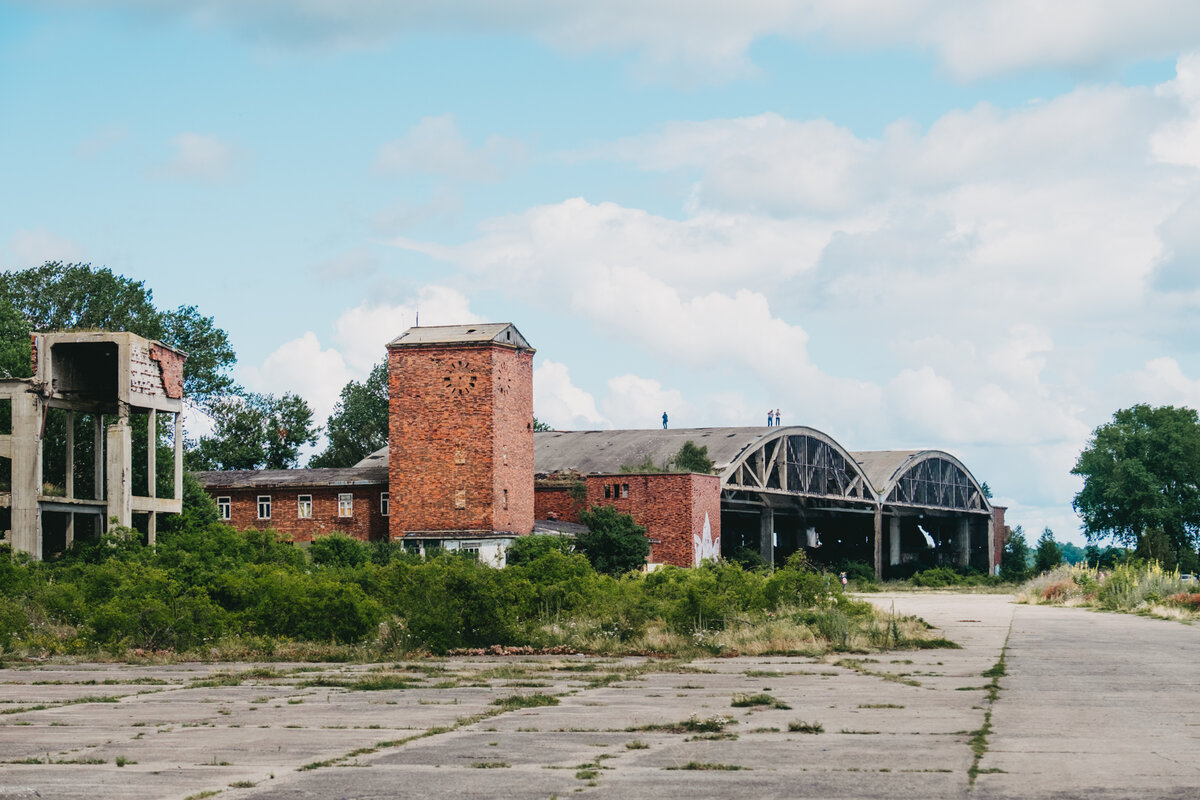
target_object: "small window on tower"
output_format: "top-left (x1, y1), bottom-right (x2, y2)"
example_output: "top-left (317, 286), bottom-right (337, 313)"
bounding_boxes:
top-left (503, 488), bottom-right (508, 509)
top-left (454, 490), bottom-right (467, 510)
top-left (381, 492), bottom-right (389, 516)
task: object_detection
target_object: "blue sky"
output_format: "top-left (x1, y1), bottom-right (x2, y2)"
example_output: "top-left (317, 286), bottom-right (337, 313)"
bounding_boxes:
top-left (6, 2), bottom-right (1200, 544)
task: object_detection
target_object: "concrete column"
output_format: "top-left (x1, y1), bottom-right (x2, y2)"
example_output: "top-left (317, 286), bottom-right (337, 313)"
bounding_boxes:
top-left (889, 516), bottom-right (901, 566)
top-left (873, 506), bottom-right (883, 580)
top-left (759, 506), bottom-right (774, 568)
top-left (987, 514), bottom-right (997, 575)
top-left (106, 407), bottom-right (132, 530)
top-left (956, 517), bottom-right (970, 568)
top-left (173, 411), bottom-right (183, 503)
top-left (93, 415), bottom-right (103, 502)
top-left (64, 411), bottom-right (74, 499)
top-left (65, 513), bottom-right (74, 549)
top-left (10, 392), bottom-right (42, 559)
top-left (146, 409), bottom-right (156, 500)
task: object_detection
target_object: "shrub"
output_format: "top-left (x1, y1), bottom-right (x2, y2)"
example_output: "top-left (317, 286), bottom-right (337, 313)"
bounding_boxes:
top-left (910, 567), bottom-right (963, 588)
top-left (309, 533), bottom-right (370, 569)
top-left (504, 534), bottom-right (574, 567)
top-left (576, 505), bottom-right (650, 575)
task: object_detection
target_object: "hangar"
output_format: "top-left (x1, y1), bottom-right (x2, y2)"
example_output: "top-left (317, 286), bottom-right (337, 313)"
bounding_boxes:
top-left (533, 426), bottom-right (1004, 578)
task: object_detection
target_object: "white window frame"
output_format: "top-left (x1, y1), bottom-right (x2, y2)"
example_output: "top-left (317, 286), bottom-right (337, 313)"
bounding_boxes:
top-left (257, 495), bottom-right (271, 520)
top-left (338, 492), bottom-right (353, 518)
top-left (380, 492), bottom-right (389, 516)
top-left (217, 496), bottom-right (231, 521)
top-left (298, 494), bottom-right (313, 519)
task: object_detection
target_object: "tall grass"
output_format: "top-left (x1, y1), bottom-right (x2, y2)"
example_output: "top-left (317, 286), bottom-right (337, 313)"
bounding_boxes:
top-left (1016, 561), bottom-right (1200, 619)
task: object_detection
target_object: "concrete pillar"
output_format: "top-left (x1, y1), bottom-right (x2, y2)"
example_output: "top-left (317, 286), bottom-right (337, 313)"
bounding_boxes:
top-left (956, 517), bottom-right (970, 568)
top-left (146, 409), bottom-right (156, 500)
top-left (173, 411), bottom-right (183, 503)
top-left (889, 516), bottom-right (901, 566)
top-left (106, 407), bottom-right (132, 530)
top-left (65, 513), bottom-right (74, 549)
top-left (759, 506), bottom-right (774, 568)
top-left (64, 411), bottom-right (74, 500)
top-left (987, 514), bottom-right (997, 575)
top-left (10, 392), bottom-right (42, 559)
top-left (873, 506), bottom-right (883, 580)
top-left (93, 415), bottom-right (103, 503)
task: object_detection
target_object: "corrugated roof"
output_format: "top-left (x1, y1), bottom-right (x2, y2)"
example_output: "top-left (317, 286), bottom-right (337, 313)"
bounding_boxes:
top-left (194, 466), bottom-right (388, 490)
top-left (386, 323), bottom-right (533, 351)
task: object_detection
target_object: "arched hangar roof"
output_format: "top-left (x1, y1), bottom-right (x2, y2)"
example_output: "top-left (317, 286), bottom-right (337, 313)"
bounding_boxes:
top-left (851, 449), bottom-right (991, 514)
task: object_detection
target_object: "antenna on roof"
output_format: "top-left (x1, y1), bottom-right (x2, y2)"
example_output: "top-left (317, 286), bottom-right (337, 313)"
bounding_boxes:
top-left (415, 310), bottom-right (419, 327)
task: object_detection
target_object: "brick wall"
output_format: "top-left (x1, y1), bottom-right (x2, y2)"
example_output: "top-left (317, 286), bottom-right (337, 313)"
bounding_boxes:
top-left (992, 505), bottom-right (1008, 572)
top-left (581, 473), bottom-right (722, 567)
top-left (388, 342), bottom-right (534, 538)
top-left (209, 485), bottom-right (389, 542)
top-left (533, 484), bottom-right (583, 522)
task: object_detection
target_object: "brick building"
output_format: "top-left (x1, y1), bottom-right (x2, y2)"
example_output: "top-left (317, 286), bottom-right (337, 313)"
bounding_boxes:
top-left (194, 467), bottom-right (389, 543)
top-left (534, 473), bottom-right (720, 567)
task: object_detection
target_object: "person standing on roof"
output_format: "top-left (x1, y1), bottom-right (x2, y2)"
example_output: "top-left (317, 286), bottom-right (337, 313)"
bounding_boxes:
top-left (774, 409), bottom-right (781, 427)
top-left (662, 411), bottom-right (668, 429)
top-left (767, 409), bottom-right (773, 427)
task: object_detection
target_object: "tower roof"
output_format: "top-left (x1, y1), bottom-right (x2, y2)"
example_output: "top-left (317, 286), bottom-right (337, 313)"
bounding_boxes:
top-left (387, 323), bottom-right (533, 351)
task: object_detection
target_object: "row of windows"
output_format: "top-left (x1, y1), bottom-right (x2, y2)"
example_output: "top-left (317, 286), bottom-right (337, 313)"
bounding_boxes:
top-left (603, 483), bottom-right (630, 500)
top-left (217, 493), bottom-right (389, 521)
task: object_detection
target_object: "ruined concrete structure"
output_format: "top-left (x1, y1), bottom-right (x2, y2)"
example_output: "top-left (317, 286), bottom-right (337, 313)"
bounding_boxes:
top-left (2, 331), bottom-right (186, 559)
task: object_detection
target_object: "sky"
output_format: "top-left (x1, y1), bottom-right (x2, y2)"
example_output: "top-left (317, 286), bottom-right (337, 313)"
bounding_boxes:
top-left (5, 2), bottom-right (1200, 545)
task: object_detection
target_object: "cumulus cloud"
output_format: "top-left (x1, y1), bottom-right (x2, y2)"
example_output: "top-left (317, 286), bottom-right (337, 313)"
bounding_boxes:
top-left (533, 361), bottom-right (609, 430)
top-left (240, 331), bottom-right (354, 423)
top-left (376, 115), bottom-right (525, 181)
top-left (49, 1), bottom-right (1200, 82)
top-left (602, 374), bottom-right (693, 430)
top-left (7, 229), bottom-right (86, 267)
top-left (156, 133), bottom-right (241, 180)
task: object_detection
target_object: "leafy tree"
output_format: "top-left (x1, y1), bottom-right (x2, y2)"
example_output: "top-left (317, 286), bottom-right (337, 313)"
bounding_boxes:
top-left (1034, 528), bottom-right (1062, 573)
top-left (533, 417), bottom-right (552, 432)
top-left (503, 534), bottom-right (574, 567)
top-left (309, 533), bottom-right (371, 568)
top-left (309, 362), bottom-right (389, 468)
top-left (1083, 544), bottom-right (1124, 570)
top-left (0, 262), bottom-right (235, 404)
top-left (187, 392), bottom-right (317, 471)
top-left (1072, 404), bottom-right (1200, 568)
top-left (980, 481), bottom-right (993, 500)
top-left (0, 297), bottom-right (32, 379)
top-left (1058, 542), bottom-right (1087, 566)
top-left (1000, 525), bottom-right (1031, 582)
top-left (672, 440), bottom-right (714, 473)
top-left (576, 505), bottom-right (650, 575)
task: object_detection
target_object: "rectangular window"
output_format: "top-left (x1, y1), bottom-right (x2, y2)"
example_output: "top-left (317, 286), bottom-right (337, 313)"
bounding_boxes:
top-left (454, 490), bottom-right (467, 510)
top-left (621, 483), bottom-right (629, 499)
top-left (613, 483), bottom-right (620, 499)
top-left (298, 495), bottom-right (312, 519)
top-left (338, 492), bottom-right (353, 517)
top-left (217, 496), bottom-right (231, 520)
top-left (257, 495), bottom-right (271, 520)
top-left (380, 492), bottom-right (389, 516)
top-left (604, 484), bottom-right (611, 499)
top-left (502, 488), bottom-right (508, 509)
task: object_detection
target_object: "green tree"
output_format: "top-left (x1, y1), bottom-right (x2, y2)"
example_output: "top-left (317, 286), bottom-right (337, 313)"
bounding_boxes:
top-left (533, 417), bottom-right (552, 432)
top-left (671, 440), bottom-right (714, 473)
top-left (0, 298), bottom-right (32, 379)
top-left (187, 392), bottom-right (317, 471)
top-left (1072, 404), bottom-right (1200, 569)
top-left (503, 534), bottom-right (574, 567)
top-left (1000, 525), bottom-right (1031, 582)
top-left (309, 361), bottom-right (389, 468)
top-left (1034, 528), bottom-right (1062, 573)
top-left (575, 505), bottom-right (650, 575)
top-left (0, 262), bottom-right (236, 404)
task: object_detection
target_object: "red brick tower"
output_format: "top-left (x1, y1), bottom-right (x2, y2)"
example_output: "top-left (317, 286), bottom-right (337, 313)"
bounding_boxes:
top-left (386, 323), bottom-right (535, 540)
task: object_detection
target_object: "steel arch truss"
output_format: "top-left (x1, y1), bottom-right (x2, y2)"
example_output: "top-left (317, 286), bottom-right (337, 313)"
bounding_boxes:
top-left (722, 431), bottom-right (876, 503)
top-left (885, 454), bottom-right (987, 513)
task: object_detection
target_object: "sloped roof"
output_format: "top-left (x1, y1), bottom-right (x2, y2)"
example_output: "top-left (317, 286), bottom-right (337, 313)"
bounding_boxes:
top-left (386, 323), bottom-right (533, 351)
top-left (849, 450), bottom-right (925, 494)
top-left (194, 466), bottom-right (388, 490)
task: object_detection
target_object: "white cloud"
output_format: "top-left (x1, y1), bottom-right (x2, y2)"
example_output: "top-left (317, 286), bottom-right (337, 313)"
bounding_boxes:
top-left (7, 229), bottom-right (85, 267)
top-left (1125, 357), bottom-right (1200, 410)
top-left (376, 115), bottom-right (525, 181)
top-left (157, 133), bottom-right (240, 180)
top-left (332, 286), bottom-right (481, 374)
top-left (240, 331), bottom-right (354, 423)
top-left (65, 1), bottom-right (1200, 82)
top-left (533, 360), bottom-right (609, 430)
top-left (602, 374), bottom-right (692, 430)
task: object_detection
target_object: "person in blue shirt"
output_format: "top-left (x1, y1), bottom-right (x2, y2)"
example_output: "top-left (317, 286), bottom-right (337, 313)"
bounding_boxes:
top-left (662, 411), bottom-right (668, 429)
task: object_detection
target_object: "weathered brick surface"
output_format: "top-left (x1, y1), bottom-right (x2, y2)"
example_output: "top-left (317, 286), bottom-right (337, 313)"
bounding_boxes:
top-left (210, 485), bottom-right (389, 542)
top-left (388, 342), bottom-right (534, 538)
top-left (581, 473), bottom-right (721, 567)
top-left (992, 505), bottom-right (1008, 572)
top-left (149, 344), bottom-right (186, 399)
top-left (533, 484), bottom-right (583, 522)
